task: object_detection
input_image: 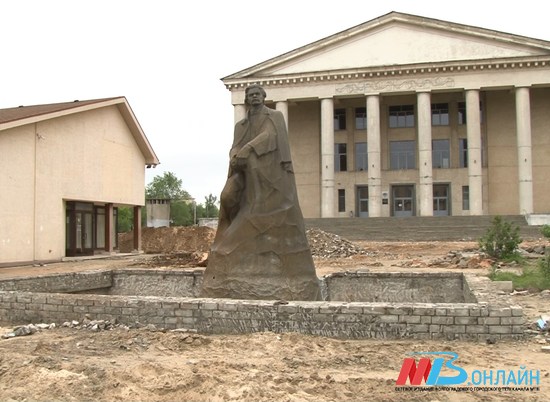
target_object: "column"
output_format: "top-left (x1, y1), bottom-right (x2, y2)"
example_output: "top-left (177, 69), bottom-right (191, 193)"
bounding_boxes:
top-left (465, 89), bottom-right (483, 215)
top-left (104, 203), bottom-right (114, 253)
top-left (417, 91), bottom-right (433, 216)
top-left (320, 98), bottom-right (335, 217)
top-left (234, 104), bottom-right (246, 124)
top-left (133, 206), bottom-right (142, 252)
top-left (276, 101), bottom-right (289, 130)
top-left (515, 86), bottom-right (534, 215)
top-left (366, 94), bottom-right (382, 217)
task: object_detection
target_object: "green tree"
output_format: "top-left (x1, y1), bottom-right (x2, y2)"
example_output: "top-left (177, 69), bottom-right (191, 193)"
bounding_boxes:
top-left (479, 216), bottom-right (522, 260)
top-left (170, 200), bottom-right (194, 226)
top-left (146, 171), bottom-right (191, 201)
top-left (203, 194), bottom-right (219, 218)
top-left (117, 206), bottom-right (133, 232)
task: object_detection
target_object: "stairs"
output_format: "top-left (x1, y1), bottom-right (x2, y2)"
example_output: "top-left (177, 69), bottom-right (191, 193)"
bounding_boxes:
top-left (304, 215), bottom-right (543, 242)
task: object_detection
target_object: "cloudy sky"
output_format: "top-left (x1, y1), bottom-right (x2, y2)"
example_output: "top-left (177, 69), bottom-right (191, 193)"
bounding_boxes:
top-left (1, 0), bottom-right (549, 203)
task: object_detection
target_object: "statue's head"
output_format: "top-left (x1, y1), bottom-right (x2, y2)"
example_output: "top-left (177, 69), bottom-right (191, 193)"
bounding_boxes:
top-left (244, 84), bottom-right (267, 106)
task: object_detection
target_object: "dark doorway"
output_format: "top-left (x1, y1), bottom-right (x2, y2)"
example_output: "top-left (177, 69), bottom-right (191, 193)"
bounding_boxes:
top-left (66, 202), bottom-right (94, 256)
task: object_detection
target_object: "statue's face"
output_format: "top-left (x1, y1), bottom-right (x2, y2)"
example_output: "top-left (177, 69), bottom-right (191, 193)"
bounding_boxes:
top-left (246, 87), bottom-right (265, 106)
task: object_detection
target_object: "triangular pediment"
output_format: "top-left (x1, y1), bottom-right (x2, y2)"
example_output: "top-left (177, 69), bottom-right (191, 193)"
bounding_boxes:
top-left (225, 12), bottom-right (550, 80)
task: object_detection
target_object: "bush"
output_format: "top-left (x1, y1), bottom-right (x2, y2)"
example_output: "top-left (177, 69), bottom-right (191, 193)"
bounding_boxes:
top-left (479, 216), bottom-right (522, 260)
top-left (541, 224), bottom-right (550, 240)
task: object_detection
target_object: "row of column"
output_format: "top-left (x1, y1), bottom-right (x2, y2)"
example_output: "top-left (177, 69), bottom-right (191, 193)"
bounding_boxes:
top-left (316, 88), bottom-right (533, 217)
top-left (232, 87), bottom-right (533, 218)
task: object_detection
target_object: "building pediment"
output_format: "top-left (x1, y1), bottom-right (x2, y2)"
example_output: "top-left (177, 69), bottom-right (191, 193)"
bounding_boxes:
top-left (224, 12), bottom-right (550, 82)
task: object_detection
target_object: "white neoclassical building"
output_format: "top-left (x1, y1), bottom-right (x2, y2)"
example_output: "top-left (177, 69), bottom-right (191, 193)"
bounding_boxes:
top-left (222, 12), bottom-right (550, 219)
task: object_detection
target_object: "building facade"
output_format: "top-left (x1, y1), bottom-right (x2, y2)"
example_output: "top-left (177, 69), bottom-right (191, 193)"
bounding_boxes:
top-left (222, 12), bottom-right (550, 219)
top-left (0, 97), bottom-right (159, 266)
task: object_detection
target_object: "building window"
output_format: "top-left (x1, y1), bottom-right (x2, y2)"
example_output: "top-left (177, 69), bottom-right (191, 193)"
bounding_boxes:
top-left (458, 101), bottom-right (483, 125)
top-left (462, 186), bottom-right (470, 210)
top-left (432, 139), bottom-right (450, 168)
top-left (390, 140), bottom-right (416, 170)
top-left (355, 107), bottom-right (367, 130)
top-left (338, 189), bottom-right (346, 212)
top-left (355, 142), bottom-right (368, 171)
top-left (335, 143), bottom-right (347, 172)
top-left (334, 108), bottom-right (346, 130)
top-left (459, 138), bottom-right (468, 168)
top-left (431, 103), bottom-right (449, 126)
top-left (389, 105), bottom-right (415, 128)
top-left (458, 102), bottom-right (466, 125)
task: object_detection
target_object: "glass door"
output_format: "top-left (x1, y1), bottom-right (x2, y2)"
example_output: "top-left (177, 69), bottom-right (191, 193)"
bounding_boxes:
top-left (392, 185), bottom-right (414, 217)
top-left (433, 184), bottom-right (450, 216)
top-left (356, 186), bottom-right (369, 217)
top-left (66, 202), bottom-right (95, 256)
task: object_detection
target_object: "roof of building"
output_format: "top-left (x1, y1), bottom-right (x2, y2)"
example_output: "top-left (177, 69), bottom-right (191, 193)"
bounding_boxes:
top-left (0, 96), bottom-right (160, 166)
top-left (222, 11), bottom-right (550, 83)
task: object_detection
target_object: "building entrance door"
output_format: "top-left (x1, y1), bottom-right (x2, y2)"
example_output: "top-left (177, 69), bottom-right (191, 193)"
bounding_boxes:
top-left (66, 202), bottom-right (95, 256)
top-left (357, 186), bottom-right (369, 217)
top-left (392, 185), bottom-right (414, 217)
top-left (433, 184), bottom-right (450, 216)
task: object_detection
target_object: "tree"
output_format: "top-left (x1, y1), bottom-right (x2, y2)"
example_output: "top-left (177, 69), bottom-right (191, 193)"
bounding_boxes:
top-left (117, 206), bottom-right (133, 232)
top-left (145, 172), bottom-right (191, 201)
top-left (170, 200), bottom-right (194, 226)
top-left (203, 194), bottom-right (219, 218)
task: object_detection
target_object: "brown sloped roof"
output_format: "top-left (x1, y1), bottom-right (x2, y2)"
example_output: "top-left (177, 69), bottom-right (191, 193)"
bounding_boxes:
top-left (0, 96), bottom-right (159, 166)
top-left (0, 97), bottom-right (122, 125)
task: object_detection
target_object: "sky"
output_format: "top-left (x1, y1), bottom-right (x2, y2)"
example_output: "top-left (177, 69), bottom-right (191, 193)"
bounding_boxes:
top-left (1, 0), bottom-right (549, 204)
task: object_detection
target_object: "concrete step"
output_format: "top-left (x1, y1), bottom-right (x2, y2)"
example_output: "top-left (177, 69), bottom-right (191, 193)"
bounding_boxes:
top-left (304, 215), bottom-right (543, 242)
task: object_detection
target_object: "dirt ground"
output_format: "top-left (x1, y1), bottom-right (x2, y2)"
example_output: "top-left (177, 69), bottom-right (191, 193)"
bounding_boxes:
top-left (1, 228), bottom-right (549, 401)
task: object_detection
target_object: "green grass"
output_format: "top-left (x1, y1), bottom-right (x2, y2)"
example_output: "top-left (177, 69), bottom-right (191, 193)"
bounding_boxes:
top-left (489, 260), bottom-right (550, 291)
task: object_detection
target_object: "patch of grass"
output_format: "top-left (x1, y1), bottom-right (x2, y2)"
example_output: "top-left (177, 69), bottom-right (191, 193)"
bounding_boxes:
top-left (489, 262), bottom-right (550, 291)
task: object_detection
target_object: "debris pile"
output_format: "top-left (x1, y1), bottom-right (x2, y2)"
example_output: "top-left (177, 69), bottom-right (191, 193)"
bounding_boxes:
top-left (306, 228), bottom-right (370, 258)
top-left (1, 323), bottom-right (56, 339)
top-left (119, 226), bottom-right (370, 263)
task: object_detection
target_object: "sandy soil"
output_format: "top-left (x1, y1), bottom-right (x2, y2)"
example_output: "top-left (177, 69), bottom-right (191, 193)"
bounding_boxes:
top-left (1, 233), bottom-right (549, 401)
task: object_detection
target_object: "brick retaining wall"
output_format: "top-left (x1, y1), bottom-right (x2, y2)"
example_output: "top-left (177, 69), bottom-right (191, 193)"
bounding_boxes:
top-left (0, 292), bottom-right (523, 340)
top-left (0, 269), bottom-right (523, 340)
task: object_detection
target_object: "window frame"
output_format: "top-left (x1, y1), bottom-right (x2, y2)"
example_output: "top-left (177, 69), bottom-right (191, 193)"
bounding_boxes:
top-left (389, 104), bottom-right (415, 128)
top-left (334, 108), bottom-right (346, 131)
top-left (432, 139), bottom-right (450, 169)
top-left (431, 103), bottom-right (449, 126)
top-left (390, 140), bottom-right (416, 170)
top-left (355, 142), bottom-right (368, 171)
top-left (334, 143), bottom-right (347, 172)
top-left (355, 107), bottom-right (367, 130)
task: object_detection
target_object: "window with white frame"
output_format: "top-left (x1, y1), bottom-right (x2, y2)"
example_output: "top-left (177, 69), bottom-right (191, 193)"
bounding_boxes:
top-left (355, 142), bottom-right (368, 171)
top-left (390, 140), bottom-right (416, 170)
top-left (334, 143), bottom-right (347, 172)
top-left (431, 103), bottom-right (449, 126)
top-left (334, 109), bottom-right (346, 130)
top-left (389, 105), bottom-right (415, 128)
top-left (355, 107), bottom-right (367, 130)
top-left (432, 139), bottom-right (450, 168)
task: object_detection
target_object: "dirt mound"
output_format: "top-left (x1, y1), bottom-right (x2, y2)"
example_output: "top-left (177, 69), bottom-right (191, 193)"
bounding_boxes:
top-left (118, 226), bottom-right (215, 254)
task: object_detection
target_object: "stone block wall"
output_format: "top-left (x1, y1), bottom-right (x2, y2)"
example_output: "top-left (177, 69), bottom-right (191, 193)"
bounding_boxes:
top-left (0, 291), bottom-right (523, 340)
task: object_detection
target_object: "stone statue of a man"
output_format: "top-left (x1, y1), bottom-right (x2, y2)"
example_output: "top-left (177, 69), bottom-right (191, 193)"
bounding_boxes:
top-left (201, 84), bottom-right (320, 301)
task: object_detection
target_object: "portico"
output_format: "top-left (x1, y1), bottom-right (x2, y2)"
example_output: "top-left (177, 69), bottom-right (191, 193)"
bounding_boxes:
top-left (222, 12), bottom-right (550, 219)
